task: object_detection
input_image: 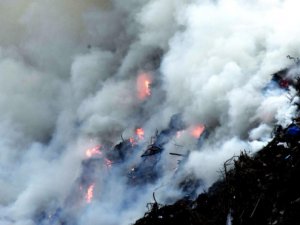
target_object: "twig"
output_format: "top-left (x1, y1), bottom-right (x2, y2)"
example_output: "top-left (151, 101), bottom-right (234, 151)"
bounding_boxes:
top-left (287, 55), bottom-right (300, 64)
top-left (250, 195), bottom-right (262, 218)
top-left (153, 192), bottom-right (157, 204)
top-left (169, 152), bottom-right (185, 157)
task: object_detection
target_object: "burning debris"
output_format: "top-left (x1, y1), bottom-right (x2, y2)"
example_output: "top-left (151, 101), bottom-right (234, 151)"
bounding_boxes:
top-left (134, 122), bottom-right (300, 225)
top-left (133, 64), bottom-right (300, 225)
top-left (190, 124), bottom-right (205, 139)
top-left (21, 61), bottom-right (300, 225)
top-left (31, 108), bottom-right (211, 224)
top-left (85, 145), bottom-right (102, 158)
top-left (3, 1), bottom-right (300, 225)
top-left (137, 72), bottom-right (153, 101)
top-left (136, 128), bottom-right (145, 141)
top-left (85, 184), bottom-right (95, 204)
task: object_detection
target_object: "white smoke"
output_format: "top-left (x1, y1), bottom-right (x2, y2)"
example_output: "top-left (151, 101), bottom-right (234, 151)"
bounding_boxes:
top-left (1, 0), bottom-right (300, 224)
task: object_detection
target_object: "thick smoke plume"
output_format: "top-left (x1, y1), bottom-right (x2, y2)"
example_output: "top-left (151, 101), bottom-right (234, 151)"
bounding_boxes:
top-left (0, 0), bottom-right (300, 224)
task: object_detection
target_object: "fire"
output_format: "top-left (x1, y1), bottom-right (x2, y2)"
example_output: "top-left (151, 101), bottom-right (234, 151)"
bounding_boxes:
top-left (176, 130), bottom-right (184, 138)
top-left (129, 137), bottom-right (137, 146)
top-left (129, 137), bottom-right (134, 143)
top-left (191, 124), bottom-right (205, 138)
top-left (86, 145), bottom-right (102, 158)
top-left (129, 128), bottom-right (145, 144)
top-left (85, 184), bottom-right (95, 203)
top-left (145, 80), bottom-right (151, 96)
top-left (136, 128), bottom-right (144, 140)
top-left (105, 158), bottom-right (113, 168)
top-left (137, 72), bottom-right (152, 100)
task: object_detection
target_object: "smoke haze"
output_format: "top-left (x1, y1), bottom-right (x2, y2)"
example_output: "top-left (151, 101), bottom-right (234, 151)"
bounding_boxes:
top-left (1, 0), bottom-right (300, 224)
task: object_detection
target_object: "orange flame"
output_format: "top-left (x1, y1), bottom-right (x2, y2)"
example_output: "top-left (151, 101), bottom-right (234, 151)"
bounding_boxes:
top-left (86, 145), bottom-right (102, 158)
top-left (136, 128), bottom-right (144, 140)
top-left (137, 72), bottom-right (152, 100)
top-left (191, 125), bottom-right (205, 138)
top-left (85, 184), bottom-right (95, 203)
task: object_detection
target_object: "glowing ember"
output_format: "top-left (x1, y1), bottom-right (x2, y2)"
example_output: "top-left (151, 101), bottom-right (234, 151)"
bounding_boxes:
top-left (105, 158), bottom-right (113, 168)
top-left (86, 145), bottom-right (102, 158)
top-left (176, 130), bottom-right (184, 138)
top-left (137, 72), bottom-right (152, 100)
top-left (85, 184), bottom-right (95, 203)
top-left (129, 137), bottom-right (137, 146)
top-left (136, 128), bottom-right (144, 140)
top-left (145, 80), bottom-right (151, 96)
top-left (191, 124), bottom-right (205, 138)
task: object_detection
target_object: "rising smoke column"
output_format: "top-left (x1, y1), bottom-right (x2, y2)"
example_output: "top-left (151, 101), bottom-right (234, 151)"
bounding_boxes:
top-left (0, 0), bottom-right (300, 224)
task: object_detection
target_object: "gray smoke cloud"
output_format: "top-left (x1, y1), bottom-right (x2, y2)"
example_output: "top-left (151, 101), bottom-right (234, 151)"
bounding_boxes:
top-left (0, 0), bottom-right (300, 224)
